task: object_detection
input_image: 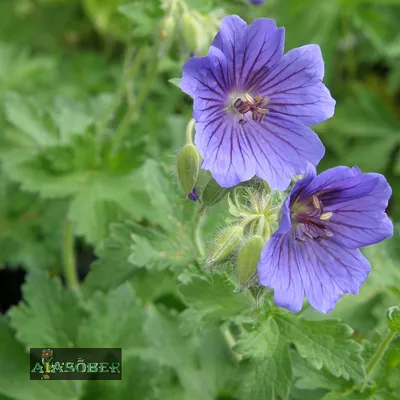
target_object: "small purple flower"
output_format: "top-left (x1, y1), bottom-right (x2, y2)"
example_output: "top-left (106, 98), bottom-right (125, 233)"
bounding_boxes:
top-left (249, 0), bottom-right (265, 4)
top-left (179, 15), bottom-right (335, 190)
top-left (258, 165), bottom-right (393, 313)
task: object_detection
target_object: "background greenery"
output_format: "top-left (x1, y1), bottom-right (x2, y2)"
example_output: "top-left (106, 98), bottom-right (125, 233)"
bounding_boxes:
top-left (0, 0), bottom-right (400, 399)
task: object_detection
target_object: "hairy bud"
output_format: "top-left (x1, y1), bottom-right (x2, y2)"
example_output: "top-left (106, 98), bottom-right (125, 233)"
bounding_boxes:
top-left (387, 306), bottom-right (400, 332)
top-left (159, 15), bottom-right (175, 51)
top-left (176, 144), bottom-right (200, 195)
top-left (236, 235), bottom-right (264, 286)
top-left (207, 226), bottom-right (243, 267)
top-left (181, 11), bottom-right (208, 55)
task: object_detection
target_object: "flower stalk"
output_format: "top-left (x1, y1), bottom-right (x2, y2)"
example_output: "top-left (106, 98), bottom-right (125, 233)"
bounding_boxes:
top-left (62, 219), bottom-right (79, 289)
top-left (359, 329), bottom-right (397, 392)
top-left (109, 53), bottom-right (159, 157)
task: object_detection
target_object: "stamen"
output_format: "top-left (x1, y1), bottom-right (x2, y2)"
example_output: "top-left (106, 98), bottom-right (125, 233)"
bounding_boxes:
top-left (244, 93), bottom-right (254, 104)
top-left (304, 232), bottom-right (313, 239)
top-left (295, 237), bottom-right (306, 242)
top-left (232, 93), bottom-right (269, 125)
top-left (325, 231), bottom-right (333, 238)
top-left (234, 98), bottom-right (243, 108)
top-left (312, 195), bottom-right (320, 209)
top-left (320, 212), bottom-right (333, 221)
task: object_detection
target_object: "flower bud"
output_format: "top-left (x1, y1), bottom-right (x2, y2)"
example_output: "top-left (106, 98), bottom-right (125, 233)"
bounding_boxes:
top-left (195, 169), bottom-right (212, 199)
top-left (159, 15), bottom-right (175, 44)
top-left (181, 12), bottom-right (207, 54)
top-left (200, 177), bottom-right (229, 211)
top-left (236, 235), bottom-right (264, 286)
top-left (207, 226), bottom-right (243, 267)
top-left (176, 144), bottom-right (201, 195)
top-left (387, 306), bottom-right (400, 332)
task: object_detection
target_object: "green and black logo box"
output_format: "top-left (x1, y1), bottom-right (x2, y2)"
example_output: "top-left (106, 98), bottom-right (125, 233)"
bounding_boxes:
top-left (30, 348), bottom-right (122, 380)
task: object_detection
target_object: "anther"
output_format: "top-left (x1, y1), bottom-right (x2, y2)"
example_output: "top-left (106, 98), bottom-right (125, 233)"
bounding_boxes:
top-left (320, 212), bottom-right (333, 221)
top-left (312, 195), bottom-right (320, 209)
top-left (325, 231), bottom-right (333, 238)
top-left (234, 98), bottom-right (243, 108)
top-left (245, 93), bottom-right (254, 104)
top-left (295, 237), bottom-right (306, 242)
top-left (304, 232), bottom-right (314, 239)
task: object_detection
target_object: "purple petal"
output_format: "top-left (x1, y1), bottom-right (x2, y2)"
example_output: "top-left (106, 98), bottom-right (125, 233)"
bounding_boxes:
top-left (212, 16), bottom-right (285, 91)
top-left (259, 45), bottom-right (335, 126)
top-left (194, 118), bottom-right (255, 188)
top-left (312, 168), bottom-right (393, 248)
top-left (258, 232), bottom-right (371, 313)
top-left (278, 163), bottom-right (317, 233)
top-left (248, 114), bottom-right (324, 190)
top-left (258, 233), bottom-right (304, 312)
top-left (179, 46), bottom-right (229, 109)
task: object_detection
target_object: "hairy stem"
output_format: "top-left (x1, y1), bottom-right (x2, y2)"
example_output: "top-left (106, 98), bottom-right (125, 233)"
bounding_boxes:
top-left (359, 329), bottom-right (397, 392)
top-left (192, 210), bottom-right (205, 259)
top-left (98, 46), bottom-right (147, 138)
top-left (63, 220), bottom-right (78, 289)
top-left (185, 118), bottom-right (195, 144)
top-left (109, 53), bottom-right (159, 157)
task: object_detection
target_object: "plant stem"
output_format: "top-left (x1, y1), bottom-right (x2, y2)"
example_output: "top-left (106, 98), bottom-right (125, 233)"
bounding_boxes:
top-left (359, 329), bottom-right (397, 392)
top-left (97, 46), bottom-right (147, 138)
top-left (109, 53), bottom-right (159, 157)
top-left (185, 118), bottom-right (195, 144)
top-left (63, 219), bottom-right (79, 289)
top-left (192, 210), bottom-right (205, 259)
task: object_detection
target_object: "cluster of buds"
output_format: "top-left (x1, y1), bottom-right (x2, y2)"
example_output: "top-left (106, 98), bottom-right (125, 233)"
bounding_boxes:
top-left (158, 0), bottom-right (222, 56)
top-left (207, 186), bottom-right (281, 288)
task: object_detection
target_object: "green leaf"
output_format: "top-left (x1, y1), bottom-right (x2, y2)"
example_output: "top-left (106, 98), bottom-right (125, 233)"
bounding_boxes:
top-left (0, 317), bottom-right (82, 400)
top-left (83, 222), bottom-right (136, 293)
top-left (78, 283), bottom-right (145, 348)
top-left (8, 270), bottom-right (83, 348)
top-left (274, 310), bottom-right (365, 381)
top-left (235, 318), bottom-right (292, 400)
top-left (140, 306), bottom-right (236, 400)
top-left (168, 78), bottom-right (181, 88)
top-left (178, 275), bottom-right (255, 331)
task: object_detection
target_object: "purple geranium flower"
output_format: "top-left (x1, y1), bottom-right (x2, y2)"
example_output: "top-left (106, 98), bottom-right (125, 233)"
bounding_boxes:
top-left (249, 0), bottom-right (265, 4)
top-left (258, 165), bottom-right (393, 313)
top-left (179, 15), bottom-right (335, 190)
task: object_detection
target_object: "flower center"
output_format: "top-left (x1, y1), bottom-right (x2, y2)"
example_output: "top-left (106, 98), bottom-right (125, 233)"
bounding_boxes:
top-left (232, 93), bottom-right (270, 125)
top-left (291, 194), bottom-right (334, 243)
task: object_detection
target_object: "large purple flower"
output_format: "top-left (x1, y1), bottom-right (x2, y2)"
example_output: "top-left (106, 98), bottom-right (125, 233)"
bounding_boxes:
top-left (258, 165), bottom-right (393, 313)
top-left (179, 15), bottom-right (335, 190)
top-left (249, 0), bottom-right (265, 4)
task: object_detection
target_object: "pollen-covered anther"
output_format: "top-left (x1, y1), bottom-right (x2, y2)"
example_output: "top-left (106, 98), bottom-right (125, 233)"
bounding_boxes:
top-left (324, 230), bottom-right (333, 238)
top-left (312, 195), bottom-right (320, 209)
top-left (303, 232), bottom-right (314, 239)
top-left (320, 212), bottom-right (333, 221)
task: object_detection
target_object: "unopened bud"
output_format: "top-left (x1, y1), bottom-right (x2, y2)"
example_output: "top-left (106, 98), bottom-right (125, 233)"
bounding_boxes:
top-left (159, 15), bottom-right (175, 41)
top-left (200, 177), bottom-right (229, 211)
top-left (176, 144), bottom-right (200, 195)
top-left (195, 169), bottom-right (212, 199)
top-left (387, 306), bottom-right (400, 332)
top-left (236, 235), bottom-right (264, 286)
top-left (207, 226), bottom-right (243, 267)
top-left (181, 12), bottom-right (207, 54)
